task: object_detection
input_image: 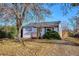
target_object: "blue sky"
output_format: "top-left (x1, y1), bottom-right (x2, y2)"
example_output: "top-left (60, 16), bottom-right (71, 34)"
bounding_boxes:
top-left (45, 4), bottom-right (79, 21)
top-left (0, 3), bottom-right (79, 30)
top-left (44, 4), bottom-right (79, 30)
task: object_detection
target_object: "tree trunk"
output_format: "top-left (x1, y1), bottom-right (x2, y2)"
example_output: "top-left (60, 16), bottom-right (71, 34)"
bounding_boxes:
top-left (16, 18), bottom-right (25, 46)
top-left (37, 28), bottom-right (39, 39)
top-left (17, 27), bottom-right (22, 42)
top-left (21, 27), bottom-right (23, 38)
top-left (16, 27), bottom-right (25, 46)
top-left (16, 18), bottom-right (22, 41)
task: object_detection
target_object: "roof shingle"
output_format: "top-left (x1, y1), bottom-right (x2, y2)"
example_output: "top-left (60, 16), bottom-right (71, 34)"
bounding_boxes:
top-left (27, 21), bottom-right (61, 28)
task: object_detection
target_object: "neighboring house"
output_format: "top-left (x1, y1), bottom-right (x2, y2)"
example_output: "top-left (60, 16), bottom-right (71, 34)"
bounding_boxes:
top-left (23, 21), bottom-right (62, 39)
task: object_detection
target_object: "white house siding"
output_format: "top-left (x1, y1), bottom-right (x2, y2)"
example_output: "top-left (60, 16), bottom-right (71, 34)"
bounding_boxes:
top-left (31, 28), bottom-right (37, 38)
top-left (23, 28), bottom-right (31, 38)
top-left (31, 28), bottom-right (46, 38)
top-left (23, 27), bottom-right (46, 38)
top-left (23, 23), bottom-right (62, 38)
top-left (54, 27), bottom-right (59, 32)
top-left (59, 23), bottom-right (62, 38)
top-left (41, 28), bottom-right (45, 37)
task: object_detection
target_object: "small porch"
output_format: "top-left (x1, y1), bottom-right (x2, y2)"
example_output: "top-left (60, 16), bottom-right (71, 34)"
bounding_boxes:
top-left (30, 21), bottom-right (61, 39)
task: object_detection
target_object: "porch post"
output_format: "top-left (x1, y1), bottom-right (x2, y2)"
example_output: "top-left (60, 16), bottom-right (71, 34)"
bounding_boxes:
top-left (37, 27), bottom-right (41, 39)
top-left (44, 27), bottom-right (46, 33)
top-left (57, 24), bottom-right (62, 39)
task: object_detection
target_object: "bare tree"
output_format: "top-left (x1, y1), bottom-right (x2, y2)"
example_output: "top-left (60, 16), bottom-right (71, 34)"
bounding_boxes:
top-left (71, 16), bottom-right (79, 32)
top-left (0, 3), bottom-right (51, 43)
top-left (62, 21), bottom-right (69, 31)
top-left (60, 3), bottom-right (79, 31)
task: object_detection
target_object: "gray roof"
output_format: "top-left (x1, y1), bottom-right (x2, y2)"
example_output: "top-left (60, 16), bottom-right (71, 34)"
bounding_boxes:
top-left (26, 21), bottom-right (61, 28)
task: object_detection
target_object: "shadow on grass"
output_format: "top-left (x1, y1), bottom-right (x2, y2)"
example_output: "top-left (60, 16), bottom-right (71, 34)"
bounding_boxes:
top-left (0, 38), bottom-right (79, 46)
top-left (20, 38), bottom-right (79, 46)
top-left (32, 40), bottom-right (79, 46)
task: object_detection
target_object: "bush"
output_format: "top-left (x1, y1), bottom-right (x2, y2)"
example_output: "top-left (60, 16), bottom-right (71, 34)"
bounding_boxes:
top-left (73, 32), bottom-right (79, 38)
top-left (68, 31), bottom-right (79, 38)
top-left (8, 26), bottom-right (17, 38)
top-left (43, 29), bottom-right (61, 40)
top-left (0, 30), bottom-right (8, 38)
top-left (0, 26), bottom-right (17, 39)
top-left (68, 32), bottom-right (74, 37)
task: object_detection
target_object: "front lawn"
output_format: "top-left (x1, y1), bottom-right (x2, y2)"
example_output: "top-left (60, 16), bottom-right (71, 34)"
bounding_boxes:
top-left (0, 38), bottom-right (79, 56)
top-left (64, 37), bottom-right (79, 45)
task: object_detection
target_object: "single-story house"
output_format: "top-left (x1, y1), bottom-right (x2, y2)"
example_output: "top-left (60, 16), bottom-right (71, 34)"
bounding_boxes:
top-left (23, 21), bottom-right (62, 39)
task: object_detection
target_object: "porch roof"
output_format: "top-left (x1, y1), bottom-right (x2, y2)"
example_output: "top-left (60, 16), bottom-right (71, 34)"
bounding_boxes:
top-left (27, 21), bottom-right (61, 28)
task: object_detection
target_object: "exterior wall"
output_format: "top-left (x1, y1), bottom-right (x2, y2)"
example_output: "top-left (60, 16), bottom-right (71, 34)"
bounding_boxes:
top-left (41, 28), bottom-right (45, 37)
top-left (58, 23), bottom-right (62, 38)
top-left (23, 27), bottom-right (46, 38)
top-left (54, 27), bottom-right (59, 32)
top-left (23, 28), bottom-right (31, 38)
top-left (31, 28), bottom-right (45, 38)
top-left (31, 27), bottom-right (37, 38)
top-left (23, 27), bottom-right (38, 38)
top-left (23, 24), bottom-right (62, 39)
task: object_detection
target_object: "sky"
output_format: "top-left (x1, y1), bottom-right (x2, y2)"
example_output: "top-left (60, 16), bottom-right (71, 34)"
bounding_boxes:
top-left (0, 3), bottom-right (79, 30)
top-left (44, 4), bottom-right (79, 30)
